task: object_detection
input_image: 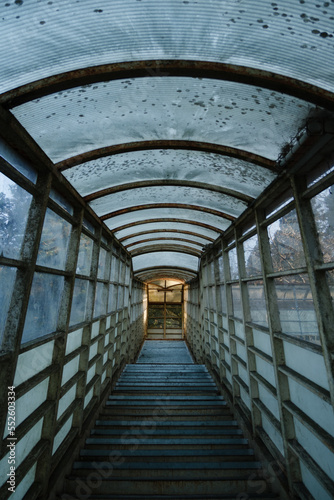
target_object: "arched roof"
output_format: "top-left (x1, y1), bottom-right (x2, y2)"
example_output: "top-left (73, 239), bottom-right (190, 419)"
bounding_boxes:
top-left (1, 0), bottom-right (334, 281)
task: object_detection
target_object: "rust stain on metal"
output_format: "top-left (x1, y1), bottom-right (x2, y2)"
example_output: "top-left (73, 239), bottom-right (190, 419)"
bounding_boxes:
top-left (57, 140), bottom-right (277, 172)
top-left (100, 204), bottom-right (236, 222)
top-left (3, 60), bottom-right (334, 111)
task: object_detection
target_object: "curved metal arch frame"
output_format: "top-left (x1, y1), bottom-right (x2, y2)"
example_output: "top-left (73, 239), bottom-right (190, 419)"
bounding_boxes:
top-left (134, 265), bottom-right (198, 281)
top-left (119, 229), bottom-right (215, 244)
top-left (100, 203), bottom-right (236, 222)
top-left (130, 244), bottom-right (202, 258)
top-left (57, 140), bottom-right (277, 172)
top-left (125, 237), bottom-right (205, 250)
top-left (84, 179), bottom-right (254, 205)
top-left (3, 60), bottom-right (334, 111)
top-left (112, 218), bottom-right (223, 235)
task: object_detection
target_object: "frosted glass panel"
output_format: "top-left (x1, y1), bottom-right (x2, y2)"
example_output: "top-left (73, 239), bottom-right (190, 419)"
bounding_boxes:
top-left (125, 232), bottom-right (209, 247)
top-left (14, 340), bottom-right (54, 386)
top-left (244, 234), bottom-right (262, 277)
top-left (130, 240), bottom-right (202, 253)
top-left (133, 252), bottom-right (199, 272)
top-left (90, 186), bottom-right (247, 218)
top-left (69, 279), bottom-right (89, 326)
top-left (0, 137), bottom-right (37, 183)
top-left (37, 208), bottom-right (71, 270)
top-left (94, 282), bottom-right (107, 317)
top-left (275, 275), bottom-right (319, 343)
top-left (116, 221), bottom-right (219, 241)
top-left (1, 1), bottom-right (334, 96)
top-left (0, 172), bottom-right (32, 259)
top-left (76, 233), bottom-right (94, 275)
top-left (97, 247), bottom-right (107, 279)
top-left (106, 208), bottom-right (231, 232)
top-left (247, 281), bottom-right (268, 327)
top-left (22, 273), bottom-right (65, 343)
top-left (64, 149), bottom-right (275, 198)
top-left (13, 78), bottom-right (314, 163)
top-left (228, 248), bottom-right (239, 279)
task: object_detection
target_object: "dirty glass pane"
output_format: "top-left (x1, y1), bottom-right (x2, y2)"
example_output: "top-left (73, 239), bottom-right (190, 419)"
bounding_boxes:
top-left (228, 248), bottom-right (239, 280)
top-left (166, 305), bottom-right (182, 318)
top-left (268, 209), bottom-right (306, 272)
top-left (218, 255), bottom-right (224, 282)
top-left (90, 185), bottom-right (247, 219)
top-left (149, 288), bottom-right (165, 302)
top-left (108, 283), bottom-right (117, 312)
top-left (97, 247), bottom-right (107, 279)
top-left (148, 305), bottom-right (164, 318)
top-left (2, 1), bottom-right (333, 96)
top-left (115, 221), bottom-right (219, 241)
top-left (14, 78), bottom-right (314, 164)
top-left (167, 290), bottom-right (182, 303)
top-left (107, 208), bottom-right (231, 233)
top-left (166, 317), bottom-right (182, 328)
top-left (231, 283), bottom-right (242, 319)
top-left (244, 234), bottom-right (262, 277)
top-left (128, 240), bottom-right (202, 253)
top-left (94, 282), bottom-right (107, 318)
top-left (311, 185), bottom-right (334, 264)
top-left (247, 281), bottom-right (268, 327)
top-left (133, 252), bottom-right (199, 272)
top-left (64, 149), bottom-right (275, 199)
top-left (50, 188), bottom-right (73, 215)
top-left (69, 279), bottom-right (89, 326)
top-left (117, 286), bottom-right (124, 309)
top-left (37, 209), bottom-right (71, 270)
top-left (0, 137), bottom-right (37, 183)
top-left (76, 233), bottom-right (93, 276)
top-left (82, 218), bottom-right (95, 234)
top-left (22, 273), bottom-right (65, 343)
top-left (274, 275), bottom-right (319, 344)
top-left (220, 284), bottom-right (227, 314)
top-left (0, 173), bottom-right (32, 260)
top-left (0, 266), bottom-right (16, 346)
top-left (110, 255), bottom-right (119, 283)
top-left (148, 317), bottom-right (164, 329)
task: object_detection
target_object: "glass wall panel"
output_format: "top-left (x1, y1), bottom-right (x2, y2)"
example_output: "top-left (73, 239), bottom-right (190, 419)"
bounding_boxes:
top-left (218, 255), bottom-right (224, 282)
top-left (247, 280), bottom-right (268, 327)
top-left (37, 208), bottom-right (71, 270)
top-left (311, 185), bottom-right (334, 264)
top-left (22, 273), bottom-right (65, 343)
top-left (69, 279), bottom-right (89, 326)
top-left (94, 282), bottom-right (107, 318)
top-left (50, 188), bottom-right (73, 215)
top-left (0, 266), bottom-right (16, 345)
top-left (244, 234), bottom-right (262, 277)
top-left (149, 288), bottom-right (165, 302)
top-left (220, 284), bottom-right (227, 314)
top-left (97, 247), bottom-right (107, 279)
top-left (0, 138), bottom-right (37, 183)
top-left (76, 233), bottom-right (93, 276)
top-left (0, 173), bottom-right (32, 259)
top-left (228, 248), bottom-right (239, 279)
top-left (274, 275), bottom-right (319, 343)
top-left (268, 209), bottom-right (306, 272)
top-left (108, 283), bottom-right (117, 312)
top-left (326, 270), bottom-right (334, 309)
top-left (231, 283), bottom-right (242, 319)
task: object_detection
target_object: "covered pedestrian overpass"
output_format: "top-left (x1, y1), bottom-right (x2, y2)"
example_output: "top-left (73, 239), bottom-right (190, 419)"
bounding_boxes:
top-left (0, 1), bottom-right (334, 498)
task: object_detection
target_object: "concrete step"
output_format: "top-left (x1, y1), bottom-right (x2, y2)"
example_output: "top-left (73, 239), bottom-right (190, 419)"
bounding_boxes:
top-left (64, 476), bottom-right (270, 496)
top-left (94, 419), bottom-right (238, 428)
top-left (85, 437), bottom-right (249, 450)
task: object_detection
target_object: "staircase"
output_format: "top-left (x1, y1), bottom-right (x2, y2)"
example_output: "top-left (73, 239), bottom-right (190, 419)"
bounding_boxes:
top-left (61, 341), bottom-right (279, 499)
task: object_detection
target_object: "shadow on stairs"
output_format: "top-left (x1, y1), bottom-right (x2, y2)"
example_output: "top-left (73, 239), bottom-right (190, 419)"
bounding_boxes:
top-left (59, 341), bottom-right (280, 499)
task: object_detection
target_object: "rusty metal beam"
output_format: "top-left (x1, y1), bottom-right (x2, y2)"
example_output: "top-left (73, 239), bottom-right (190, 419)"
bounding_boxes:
top-left (101, 204), bottom-right (236, 222)
top-left (84, 180), bottom-right (254, 204)
top-left (112, 218), bottom-right (223, 235)
top-left (119, 229), bottom-right (214, 244)
top-left (134, 265), bottom-right (198, 277)
top-left (130, 245), bottom-right (202, 257)
top-left (3, 60), bottom-right (334, 111)
top-left (126, 237), bottom-right (205, 249)
top-left (57, 140), bottom-right (276, 172)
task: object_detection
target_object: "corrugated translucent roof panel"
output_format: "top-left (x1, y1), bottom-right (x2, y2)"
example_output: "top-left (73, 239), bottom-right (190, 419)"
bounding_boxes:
top-left (132, 252), bottom-right (199, 272)
top-left (12, 78), bottom-right (316, 163)
top-left (104, 208), bottom-right (231, 232)
top-left (115, 222), bottom-right (220, 241)
top-left (129, 240), bottom-right (203, 253)
top-left (62, 149), bottom-right (276, 199)
top-left (89, 186), bottom-right (247, 218)
top-left (124, 232), bottom-right (211, 247)
top-left (1, 1), bottom-right (333, 94)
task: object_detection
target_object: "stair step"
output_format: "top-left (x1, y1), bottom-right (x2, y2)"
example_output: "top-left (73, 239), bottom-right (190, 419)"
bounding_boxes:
top-left (85, 437), bottom-right (249, 450)
top-left (90, 428), bottom-right (242, 437)
top-left (79, 448), bottom-right (255, 461)
top-left (94, 419), bottom-right (238, 427)
top-left (64, 476), bottom-right (270, 496)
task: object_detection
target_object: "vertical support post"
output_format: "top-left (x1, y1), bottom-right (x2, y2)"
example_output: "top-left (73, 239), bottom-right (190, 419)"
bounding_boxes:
top-left (291, 175), bottom-right (334, 408)
top-left (255, 208), bottom-right (301, 494)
